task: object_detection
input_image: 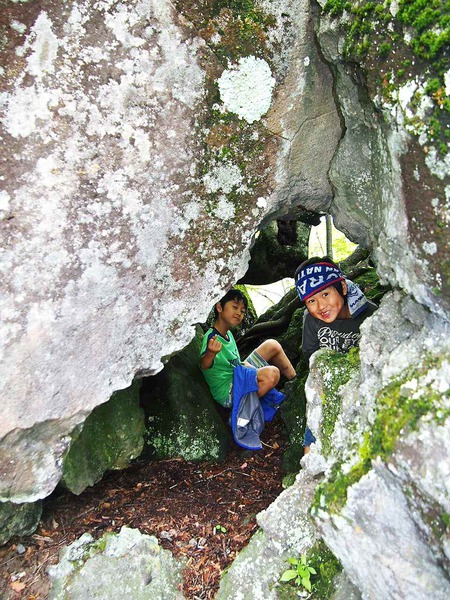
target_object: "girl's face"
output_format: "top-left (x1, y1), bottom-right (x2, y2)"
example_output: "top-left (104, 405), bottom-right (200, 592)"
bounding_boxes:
top-left (305, 284), bottom-right (350, 322)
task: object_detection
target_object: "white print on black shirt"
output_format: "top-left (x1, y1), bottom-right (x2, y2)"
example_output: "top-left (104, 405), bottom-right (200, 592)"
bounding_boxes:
top-left (317, 327), bottom-right (361, 352)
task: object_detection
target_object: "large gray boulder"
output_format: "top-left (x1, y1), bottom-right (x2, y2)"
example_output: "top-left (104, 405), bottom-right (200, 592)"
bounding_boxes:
top-left (0, 0), bottom-right (341, 505)
top-left (48, 526), bottom-right (184, 599)
top-left (311, 293), bottom-right (450, 599)
top-left (217, 469), bottom-right (320, 599)
top-left (316, 0), bottom-right (449, 316)
top-left (229, 291), bottom-right (449, 598)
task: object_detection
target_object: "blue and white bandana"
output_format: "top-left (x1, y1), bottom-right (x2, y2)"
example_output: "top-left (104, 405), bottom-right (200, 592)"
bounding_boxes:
top-left (295, 261), bottom-right (368, 317)
top-left (295, 262), bottom-right (344, 302)
top-left (345, 278), bottom-right (369, 317)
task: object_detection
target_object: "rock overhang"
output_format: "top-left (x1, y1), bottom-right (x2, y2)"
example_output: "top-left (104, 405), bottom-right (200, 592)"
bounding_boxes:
top-left (0, 0), bottom-right (341, 502)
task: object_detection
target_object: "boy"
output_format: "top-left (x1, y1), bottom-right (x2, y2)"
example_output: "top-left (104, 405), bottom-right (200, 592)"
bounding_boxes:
top-left (200, 289), bottom-right (296, 449)
top-left (295, 256), bottom-right (378, 451)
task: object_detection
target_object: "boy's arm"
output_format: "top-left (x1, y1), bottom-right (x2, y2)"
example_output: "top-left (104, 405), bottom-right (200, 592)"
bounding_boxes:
top-left (200, 335), bottom-right (222, 370)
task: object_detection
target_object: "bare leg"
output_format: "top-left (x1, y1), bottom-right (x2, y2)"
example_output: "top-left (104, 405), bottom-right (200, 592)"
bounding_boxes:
top-left (254, 339), bottom-right (296, 380)
top-left (255, 365), bottom-right (280, 397)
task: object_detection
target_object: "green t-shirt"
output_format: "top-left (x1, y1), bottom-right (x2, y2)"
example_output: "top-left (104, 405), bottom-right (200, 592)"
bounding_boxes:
top-left (200, 328), bottom-right (241, 406)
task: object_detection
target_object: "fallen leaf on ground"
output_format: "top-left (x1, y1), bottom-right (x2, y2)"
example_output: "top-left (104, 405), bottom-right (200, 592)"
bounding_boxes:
top-left (10, 581), bottom-right (26, 592)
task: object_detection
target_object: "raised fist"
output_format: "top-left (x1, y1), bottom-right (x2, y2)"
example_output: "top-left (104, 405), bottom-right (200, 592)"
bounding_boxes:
top-left (207, 335), bottom-right (222, 355)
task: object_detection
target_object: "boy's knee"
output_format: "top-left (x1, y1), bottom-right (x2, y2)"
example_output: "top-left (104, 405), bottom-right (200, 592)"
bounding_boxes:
top-left (268, 365), bottom-right (280, 386)
top-left (261, 339), bottom-right (282, 355)
top-left (268, 339), bottom-right (282, 352)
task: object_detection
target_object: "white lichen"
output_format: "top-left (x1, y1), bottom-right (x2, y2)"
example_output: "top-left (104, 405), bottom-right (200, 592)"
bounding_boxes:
top-left (445, 69), bottom-right (450, 96)
top-left (25, 12), bottom-right (59, 78)
top-left (422, 241), bottom-right (437, 255)
top-left (389, 0), bottom-right (399, 17)
top-left (218, 56), bottom-right (276, 124)
top-left (425, 146), bottom-right (450, 180)
top-left (213, 196), bottom-right (236, 220)
top-left (10, 20), bottom-right (27, 34)
top-left (203, 162), bottom-right (244, 194)
top-left (256, 197), bottom-right (267, 209)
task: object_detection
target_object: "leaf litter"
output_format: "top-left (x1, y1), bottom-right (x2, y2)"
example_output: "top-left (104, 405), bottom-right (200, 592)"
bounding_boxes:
top-left (0, 417), bottom-right (286, 599)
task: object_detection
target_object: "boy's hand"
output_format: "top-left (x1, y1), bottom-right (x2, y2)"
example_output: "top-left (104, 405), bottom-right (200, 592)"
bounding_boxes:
top-left (207, 335), bottom-right (222, 355)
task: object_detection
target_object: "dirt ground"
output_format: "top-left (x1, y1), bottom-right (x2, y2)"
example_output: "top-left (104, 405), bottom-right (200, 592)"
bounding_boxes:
top-left (0, 418), bottom-right (287, 599)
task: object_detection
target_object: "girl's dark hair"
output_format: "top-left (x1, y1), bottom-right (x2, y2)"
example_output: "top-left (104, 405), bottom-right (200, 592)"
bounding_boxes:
top-left (295, 256), bottom-right (347, 302)
top-left (214, 289), bottom-right (248, 318)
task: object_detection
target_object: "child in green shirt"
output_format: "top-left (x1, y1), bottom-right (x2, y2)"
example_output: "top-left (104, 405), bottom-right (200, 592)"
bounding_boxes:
top-left (200, 289), bottom-right (296, 407)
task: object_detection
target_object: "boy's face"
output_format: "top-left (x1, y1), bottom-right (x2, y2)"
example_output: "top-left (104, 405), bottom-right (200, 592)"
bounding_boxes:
top-left (217, 298), bottom-right (246, 328)
top-left (305, 285), bottom-right (349, 322)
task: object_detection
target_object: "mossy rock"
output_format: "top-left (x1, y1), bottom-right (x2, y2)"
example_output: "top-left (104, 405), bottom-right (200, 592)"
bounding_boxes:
top-left (313, 352), bottom-right (450, 515)
top-left (61, 380), bottom-right (145, 495)
top-left (142, 325), bottom-right (231, 462)
top-left (313, 348), bottom-right (361, 458)
top-left (280, 364), bottom-right (308, 474)
top-left (48, 527), bottom-right (184, 600)
top-left (240, 221), bottom-right (310, 285)
top-left (0, 500), bottom-right (43, 545)
top-left (277, 306), bottom-right (305, 366)
top-left (353, 267), bottom-right (388, 306)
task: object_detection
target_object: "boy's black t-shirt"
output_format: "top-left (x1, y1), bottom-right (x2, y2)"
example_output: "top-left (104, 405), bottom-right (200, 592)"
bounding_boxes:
top-left (302, 301), bottom-right (378, 362)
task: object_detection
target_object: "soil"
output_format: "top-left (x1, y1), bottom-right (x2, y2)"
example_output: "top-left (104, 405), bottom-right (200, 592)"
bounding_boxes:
top-left (0, 418), bottom-right (287, 599)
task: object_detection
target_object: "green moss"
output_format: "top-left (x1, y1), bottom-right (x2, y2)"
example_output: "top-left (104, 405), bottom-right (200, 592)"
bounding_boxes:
top-left (282, 472), bottom-right (297, 488)
top-left (62, 380), bottom-right (145, 495)
top-left (315, 349), bottom-right (360, 458)
top-left (0, 501), bottom-right (43, 546)
top-left (313, 354), bottom-right (450, 514)
top-left (323, 0), bottom-right (450, 155)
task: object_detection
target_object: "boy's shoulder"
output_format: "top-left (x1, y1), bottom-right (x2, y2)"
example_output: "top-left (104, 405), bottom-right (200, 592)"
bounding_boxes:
top-left (201, 327), bottom-right (235, 343)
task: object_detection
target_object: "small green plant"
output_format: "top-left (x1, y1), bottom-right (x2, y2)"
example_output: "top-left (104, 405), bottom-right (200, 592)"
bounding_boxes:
top-left (213, 524), bottom-right (227, 534)
top-left (280, 555), bottom-right (317, 591)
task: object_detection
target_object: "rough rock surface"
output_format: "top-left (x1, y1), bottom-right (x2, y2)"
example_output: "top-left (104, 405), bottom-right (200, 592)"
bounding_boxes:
top-left (1, 1), bottom-right (449, 596)
top-left (0, 500), bottom-right (42, 546)
top-left (320, 463), bottom-right (450, 600)
top-left (61, 380), bottom-right (145, 495)
top-left (216, 469), bottom-right (319, 599)
top-left (291, 292), bottom-right (449, 598)
top-left (142, 325), bottom-right (231, 462)
top-left (316, 0), bottom-right (450, 315)
top-left (0, 0), bottom-right (341, 505)
top-left (48, 526), bottom-right (184, 599)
